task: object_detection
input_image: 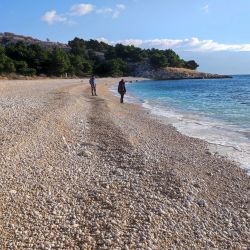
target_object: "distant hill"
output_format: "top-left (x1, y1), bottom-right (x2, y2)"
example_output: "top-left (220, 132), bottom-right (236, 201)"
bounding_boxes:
top-left (0, 32), bottom-right (230, 79)
top-left (0, 32), bottom-right (69, 50)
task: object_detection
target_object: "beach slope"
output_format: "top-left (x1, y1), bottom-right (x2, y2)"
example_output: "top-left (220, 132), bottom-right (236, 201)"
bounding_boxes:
top-left (0, 78), bottom-right (249, 249)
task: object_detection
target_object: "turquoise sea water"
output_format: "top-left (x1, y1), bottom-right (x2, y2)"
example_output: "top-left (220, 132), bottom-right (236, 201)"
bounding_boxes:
top-left (114, 75), bottom-right (250, 172)
top-left (127, 76), bottom-right (250, 130)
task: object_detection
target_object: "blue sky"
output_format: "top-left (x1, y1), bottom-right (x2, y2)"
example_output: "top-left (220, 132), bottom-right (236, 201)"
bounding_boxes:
top-left (1, 0), bottom-right (250, 74)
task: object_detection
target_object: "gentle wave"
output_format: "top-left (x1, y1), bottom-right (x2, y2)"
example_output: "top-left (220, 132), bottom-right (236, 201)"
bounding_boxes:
top-left (142, 100), bottom-right (250, 173)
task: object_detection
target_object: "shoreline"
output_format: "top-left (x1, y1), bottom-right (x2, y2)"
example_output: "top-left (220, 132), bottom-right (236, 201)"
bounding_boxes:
top-left (109, 78), bottom-right (250, 175)
top-left (100, 77), bottom-right (250, 248)
top-left (0, 78), bottom-right (249, 248)
top-left (0, 74), bottom-right (232, 81)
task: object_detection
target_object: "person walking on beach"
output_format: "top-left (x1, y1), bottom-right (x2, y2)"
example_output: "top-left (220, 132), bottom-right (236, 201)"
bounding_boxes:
top-left (118, 79), bottom-right (126, 103)
top-left (89, 75), bottom-right (97, 96)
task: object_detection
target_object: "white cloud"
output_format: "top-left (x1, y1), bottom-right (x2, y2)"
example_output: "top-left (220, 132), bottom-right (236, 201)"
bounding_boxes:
top-left (42, 3), bottom-right (125, 25)
top-left (112, 11), bottom-right (120, 19)
top-left (96, 8), bottom-right (113, 15)
top-left (117, 4), bottom-right (126, 10)
top-left (202, 4), bottom-right (209, 13)
top-left (112, 4), bottom-right (126, 18)
top-left (118, 39), bottom-right (144, 47)
top-left (96, 4), bottom-right (126, 19)
top-left (42, 10), bottom-right (67, 25)
top-left (97, 37), bottom-right (250, 52)
top-left (144, 39), bottom-right (184, 48)
top-left (70, 3), bottom-right (94, 16)
top-left (97, 38), bottom-right (111, 44)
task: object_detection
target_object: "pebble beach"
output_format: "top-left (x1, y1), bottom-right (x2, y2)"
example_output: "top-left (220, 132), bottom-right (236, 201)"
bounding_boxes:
top-left (0, 78), bottom-right (249, 249)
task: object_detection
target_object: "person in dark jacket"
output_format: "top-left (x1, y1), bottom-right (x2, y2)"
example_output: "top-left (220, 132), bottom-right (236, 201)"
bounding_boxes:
top-left (118, 79), bottom-right (126, 103)
top-left (89, 75), bottom-right (97, 96)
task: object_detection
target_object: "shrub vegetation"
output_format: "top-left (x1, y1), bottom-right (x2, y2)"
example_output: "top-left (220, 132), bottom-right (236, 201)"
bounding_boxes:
top-left (0, 38), bottom-right (199, 77)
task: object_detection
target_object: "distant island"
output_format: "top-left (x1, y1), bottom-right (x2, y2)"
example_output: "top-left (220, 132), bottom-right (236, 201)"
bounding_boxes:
top-left (0, 32), bottom-right (230, 79)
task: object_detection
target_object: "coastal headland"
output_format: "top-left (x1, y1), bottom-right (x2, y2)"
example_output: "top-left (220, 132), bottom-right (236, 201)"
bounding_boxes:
top-left (0, 32), bottom-right (231, 81)
top-left (132, 65), bottom-right (231, 80)
top-left (0, 78), bottom-right (249, 248)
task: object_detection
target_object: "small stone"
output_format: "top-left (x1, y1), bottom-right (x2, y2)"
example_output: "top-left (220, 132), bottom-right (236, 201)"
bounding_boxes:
top-left (77, 149), bottom-right (92, 157)
top-left (34, 210), bottom-right (41, 218)
top-left (158, 208), bottom-right (166, 215)
top-left (105, 239), bottom-right (112, 245)
top-left (196, 199), bottom-right (207, 207)
top-left (193, 183), bottom-right (201, 188)
top-left (110, 220), bottom-right (117, 225)
top-left (124, 245), bottom-right (130, 250)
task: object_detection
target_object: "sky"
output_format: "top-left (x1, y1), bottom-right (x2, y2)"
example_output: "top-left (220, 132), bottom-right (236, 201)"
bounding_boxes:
top-left (1, 0), bottom-right (250, 74)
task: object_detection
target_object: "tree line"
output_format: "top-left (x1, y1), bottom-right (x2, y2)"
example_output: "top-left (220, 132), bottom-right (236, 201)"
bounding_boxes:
top-left (0, 37), bottom-right (199, 77)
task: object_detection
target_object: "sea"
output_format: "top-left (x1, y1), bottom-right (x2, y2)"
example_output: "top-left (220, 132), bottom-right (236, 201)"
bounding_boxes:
top-left (111, 75), bottom-right (250, 173)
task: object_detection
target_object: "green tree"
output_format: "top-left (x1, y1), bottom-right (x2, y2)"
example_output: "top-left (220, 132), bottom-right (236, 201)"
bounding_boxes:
top-left (87, 49), bottom-right (98, 61)
top-left (0, 35), bottom-right (200, 76)
top-left (68, 38), bottom-right (87, 57)
top-left (69, 54), bottom-right (93, 76)
top-left (0, 44), bottom-right (15, 74)
top-left (115, 44), bottom-right (129, 60)
top-left (108, 59), bottom-right (129, 76)
top-left (86, 39), bottom-right (110, 52)
top-left (164, 49), bottom-right (182, 67)
top-left (14, 60), bottom-right (36, 76)
top-left (15, 60), bottom-right (28, 73)
top-left (128, 46), bottom-right (147, 62)
top-left (5, 42), bottom-right (30, 61)
top-left (82, 60), bottom-right (93, 74)
top-left (48, 48), bottom-right (70, 76)
top-left (94, 59), bottom-right (129, 76)
top-left (26, 44), bottom-right (49, 74)
top-left (105, 47), bottom-right (116, 60)
top-left (150, 53), bottom-right (169, 68)
top-left (3, 57), bottom-right (16, 73)
top-left (0, 45), bottom-right (6, 73)
top-left (185, 60), bottom-right (199, 70)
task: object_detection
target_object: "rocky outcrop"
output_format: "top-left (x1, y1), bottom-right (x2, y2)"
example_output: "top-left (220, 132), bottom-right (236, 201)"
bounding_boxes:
top-left (0, 32), bottom-right (70, 50)
top-left (130, 63), bottom-right (231, 80)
